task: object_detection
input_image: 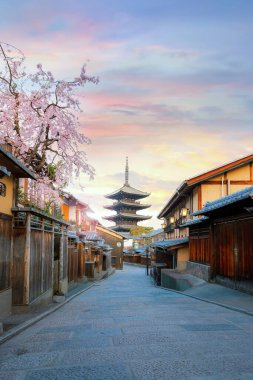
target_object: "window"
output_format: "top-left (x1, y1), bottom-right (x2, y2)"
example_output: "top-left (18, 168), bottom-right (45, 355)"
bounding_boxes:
top-left (0, 182), bottom-right (6, 197)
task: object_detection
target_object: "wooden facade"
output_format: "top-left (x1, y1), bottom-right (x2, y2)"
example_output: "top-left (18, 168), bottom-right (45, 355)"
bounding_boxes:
top-left (189, 224), bottom-right (211, 265)
top-left (12, 208), bottom-right (69, 305)
top-left (68, 238), bottom-right (78, 283)
top-left (158, 154), bottom-right (253, 273)
top-left (188, 188), bottom-right (253, 290)
top-left (0, 145), bottom-right (36, 319)
top-left (67, 240), bottom-right (89, 283)
top-left (213, 214), bottom-right (253, 281)
top-left (0, 213), bottom-right (12, 293)
top-left (96, 226), bottom-right (124, 270)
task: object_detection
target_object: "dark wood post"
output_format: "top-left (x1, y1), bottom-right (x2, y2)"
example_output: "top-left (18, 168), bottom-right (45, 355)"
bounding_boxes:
top-left (23, 212), bottom-right (31, 305)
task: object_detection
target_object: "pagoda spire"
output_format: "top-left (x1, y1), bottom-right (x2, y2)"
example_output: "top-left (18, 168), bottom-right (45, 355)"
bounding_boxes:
top-left (125, 156), bottom-right (129, 186)
top-left (104, 156), bottom-right (151, 233)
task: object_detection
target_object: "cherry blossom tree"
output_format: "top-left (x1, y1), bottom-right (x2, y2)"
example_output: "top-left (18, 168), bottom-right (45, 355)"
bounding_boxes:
top-left (0, 42), bottom-right (98, 210)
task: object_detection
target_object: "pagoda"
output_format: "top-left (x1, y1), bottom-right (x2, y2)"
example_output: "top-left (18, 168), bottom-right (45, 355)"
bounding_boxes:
top-left (104, 157), bottom-right (151, 233)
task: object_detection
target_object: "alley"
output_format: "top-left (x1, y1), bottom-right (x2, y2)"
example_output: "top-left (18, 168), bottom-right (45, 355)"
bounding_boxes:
top-left (1, 265), bottom-right (253, 380)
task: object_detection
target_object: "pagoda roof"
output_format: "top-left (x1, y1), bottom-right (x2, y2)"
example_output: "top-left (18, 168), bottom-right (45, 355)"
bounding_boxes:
top-left (105, 184), bottom-right (150, 200)
top-left (104, 200), bottom-right (151, 210)
top-left (109, 224), bottom-right (135, 232)
top-left (104, 212), bottom-right (152, 222)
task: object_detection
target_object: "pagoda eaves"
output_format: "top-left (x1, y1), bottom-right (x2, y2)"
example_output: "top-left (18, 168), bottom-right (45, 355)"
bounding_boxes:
top-left (104, 212), bottom-right (151, 222)
top-left (104, 200), bottom-right (151, 211)
top-left (103, 157), bottom-right (151, 233)
top-left (105, 184), bottom-right (150, 200)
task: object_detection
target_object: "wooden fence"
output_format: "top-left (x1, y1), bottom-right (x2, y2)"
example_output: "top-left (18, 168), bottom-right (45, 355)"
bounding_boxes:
top-left (189, 225), bottom-right (211, 265)
top-left (214, 215), bottom-right (253, 280)
top-left (0, 213), bottom-right (12, 292)
top-left (12, 208), bottom-right (68, 305)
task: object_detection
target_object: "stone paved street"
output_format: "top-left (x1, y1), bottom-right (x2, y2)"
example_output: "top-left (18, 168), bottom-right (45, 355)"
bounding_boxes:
top-left (1, 264), bottom-right (253, 380)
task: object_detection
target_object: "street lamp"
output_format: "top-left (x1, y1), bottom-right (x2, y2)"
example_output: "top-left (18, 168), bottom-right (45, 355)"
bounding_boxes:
top-left (146, 248), bottom-right (149, 276)
top-left (169, 216), bottom-right (175, 224)
top-left (180, 208), bottom-right (189, 218)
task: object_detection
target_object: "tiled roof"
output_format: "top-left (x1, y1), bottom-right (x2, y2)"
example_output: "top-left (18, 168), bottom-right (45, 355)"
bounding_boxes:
top-left (144, 228), bottom-right (164, 237)
top-left (134, 247), bottom-right (147, 254)
top-left (104, 212), bottom-right (151, 221)
top-left (192, 186), bottom-right (253, 216)
top-left (179, 216), bottom-right (209, 227)
top-left (109, 225), bottom-right (134, 232)
top-left (158, 153), bottom-right (253, 218)
top-left (68, 231), bottom-right (80, 241)
top-left (104, 200), bottom-right (151, 210)
top-left (105, 185), bottom-right (150, 199)
top-left (150, 237), bottom-right (189, 249)
top-left (0, 145), bottom-right (36, 179)
top-left (80, 231), bottom-right (101, 241)
top-left (96, 225), bottom-right (126, 239)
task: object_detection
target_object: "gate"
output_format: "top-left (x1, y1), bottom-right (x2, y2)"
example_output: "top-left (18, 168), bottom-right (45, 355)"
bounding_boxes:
top-left (214, 216), bottom-right (253, 282)
top-left (0, 214), bottom-right (12, 292)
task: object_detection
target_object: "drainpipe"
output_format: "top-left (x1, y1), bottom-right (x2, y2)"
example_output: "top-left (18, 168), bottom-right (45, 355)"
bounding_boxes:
top-left (227, 179), bottom-right (231, 195)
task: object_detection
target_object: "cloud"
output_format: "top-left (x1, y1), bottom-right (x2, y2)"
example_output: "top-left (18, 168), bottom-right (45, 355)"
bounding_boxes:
top-left (1, 0), bottom-right (253, 230)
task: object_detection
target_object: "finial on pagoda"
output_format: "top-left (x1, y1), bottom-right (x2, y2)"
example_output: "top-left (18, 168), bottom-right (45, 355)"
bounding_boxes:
top-left (125, 156), bottom-right (129, 186)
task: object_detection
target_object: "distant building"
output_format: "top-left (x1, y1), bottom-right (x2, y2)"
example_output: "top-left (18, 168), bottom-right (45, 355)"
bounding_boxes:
top-left (156, 153), bottom-right (253, 274)
top-left (104, 157), bottom-right (151, 233)
top-left (96, 225), bottom-right (125, 269)
top-left (62, 193), bottom-right (99, 232)
top-left (0, 145), bottom-right (35, 320)
top-left (188, 186), bottom-right (253, 292)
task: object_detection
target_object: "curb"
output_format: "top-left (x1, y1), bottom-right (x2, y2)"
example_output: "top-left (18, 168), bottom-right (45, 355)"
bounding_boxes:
top-left (154, 280), bottom-right (253, 317)
top-left (0, 268), bottom-right (117, 345)
top-left (0, 283), bottom-right (96, 345)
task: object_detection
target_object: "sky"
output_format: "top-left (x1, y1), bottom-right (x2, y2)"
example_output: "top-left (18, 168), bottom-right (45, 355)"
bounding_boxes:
top-left (1, 0), bottom-right (253, 228)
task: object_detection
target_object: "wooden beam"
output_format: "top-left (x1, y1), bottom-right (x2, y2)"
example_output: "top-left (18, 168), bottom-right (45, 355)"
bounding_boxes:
top-left (23, 212), bottom-right (31, 305)
top-left (204, 180), bottom-right (253, 185)
top-left (41, 219), bottom-right (45, 294)
top-left (187, 155), bottom-right (253, 185)
top-left (198, 185), bottom-right (202, 210)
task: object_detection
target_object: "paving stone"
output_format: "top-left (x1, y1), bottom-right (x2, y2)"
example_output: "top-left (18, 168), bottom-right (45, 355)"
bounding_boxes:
top-left (129, 356), bottom-right (224, 380)
top-left (1, 265), bottom-right (253, 379)
top-left (181, 323), bottom-right (242, 331)
top-left (23, 364), bottom-right (133, 380)
top-left (0, 351), bottom-right (63, 370)
top-left (0, 371), bottom-right (26, 380)
top-left (24, 332), bottom-right (72, 343)
top-left (50, 336), bottom-right (114, 350)
top-left (37, 323), bottom-right (93, 334)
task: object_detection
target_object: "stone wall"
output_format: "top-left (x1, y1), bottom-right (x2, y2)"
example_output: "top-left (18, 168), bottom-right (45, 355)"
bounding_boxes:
top-left (186, 261), bottom-right (210, 282)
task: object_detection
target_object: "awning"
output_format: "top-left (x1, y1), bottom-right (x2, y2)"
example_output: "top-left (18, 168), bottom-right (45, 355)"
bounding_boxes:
top-left (150, 237), bottom-right (189, 251)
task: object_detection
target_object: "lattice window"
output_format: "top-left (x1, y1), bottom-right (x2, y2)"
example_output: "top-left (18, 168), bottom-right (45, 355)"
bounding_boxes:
top-left (0, 182), bottom-right (6, 196)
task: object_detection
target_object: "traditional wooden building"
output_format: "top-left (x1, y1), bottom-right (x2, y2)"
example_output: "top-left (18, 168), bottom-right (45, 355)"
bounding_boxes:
top-left (11, 207), bottom-right (69, 305)
top-left (96, 225), bottom-right (125, 269)
top-left (157, 153), bottom-right (253, 272)
top-left (123, 228), bottom-right (165, 266)
top-left (190, 186), bottom-right (253, 292)
top-left (0, 145), bottom-right (36, 319)
top-left (80, 231), bottom-right (113, 279)
top-left (62, 193), bottom-right (98, 231)
top-left (104, 157), bottom-right (151, 233)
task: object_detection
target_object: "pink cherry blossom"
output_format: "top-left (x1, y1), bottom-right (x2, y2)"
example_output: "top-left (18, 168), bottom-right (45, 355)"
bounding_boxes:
top-left (0, 42), bottom-right (99, 211)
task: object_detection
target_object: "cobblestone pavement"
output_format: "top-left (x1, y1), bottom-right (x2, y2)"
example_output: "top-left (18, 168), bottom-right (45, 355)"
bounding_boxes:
top-left (1, 265), bottom-right (253, 380)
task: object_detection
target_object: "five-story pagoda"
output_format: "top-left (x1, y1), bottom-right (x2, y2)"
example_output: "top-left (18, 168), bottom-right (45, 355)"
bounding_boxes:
top-left (104, 158), bottom-right (151, 233)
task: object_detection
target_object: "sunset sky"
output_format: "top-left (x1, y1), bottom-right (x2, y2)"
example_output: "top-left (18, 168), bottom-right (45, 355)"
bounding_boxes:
top-left (1, 0), bottom-right (253, 228)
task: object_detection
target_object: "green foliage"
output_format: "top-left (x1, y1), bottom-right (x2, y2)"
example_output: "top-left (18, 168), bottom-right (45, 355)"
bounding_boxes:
top-left (17, 188), bottom-right (63, 220)
top-left (130, 226), bottom-right (154, 236)
top-left (47, 163), bottom-right (57, 181)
